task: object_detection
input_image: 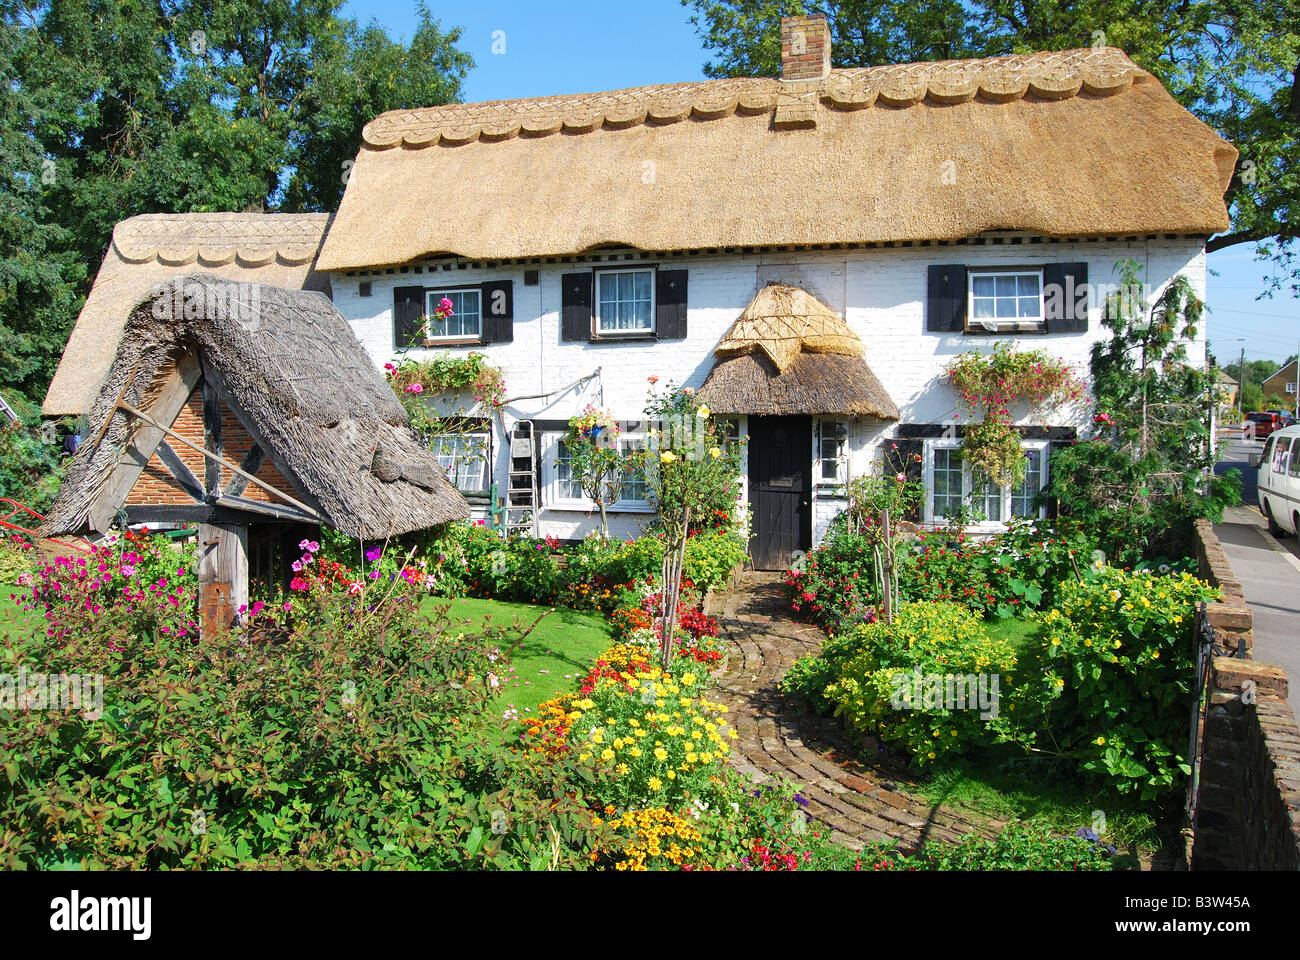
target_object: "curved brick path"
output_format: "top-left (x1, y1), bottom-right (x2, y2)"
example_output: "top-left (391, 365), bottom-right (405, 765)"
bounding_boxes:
top-left (715, 572), bottom-right (1002, 852)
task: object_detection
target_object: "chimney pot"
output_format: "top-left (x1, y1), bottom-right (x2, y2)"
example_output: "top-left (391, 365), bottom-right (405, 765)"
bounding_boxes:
top-left (780, 14), bottom-right (831, 81)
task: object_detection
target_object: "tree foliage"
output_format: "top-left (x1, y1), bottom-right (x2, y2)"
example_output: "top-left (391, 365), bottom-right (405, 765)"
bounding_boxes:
top-left (1, 0), bottom-right (472, 409)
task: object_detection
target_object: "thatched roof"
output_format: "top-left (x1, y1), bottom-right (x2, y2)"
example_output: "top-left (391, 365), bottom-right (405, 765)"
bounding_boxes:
top-left (42, 275), bottom-right (469, 539)
top-left (699, 284), bottom-right (900, 418)
top-left (318, 48), bottom-right (1236, 269)
top-left (44, 213), bottom-right (333, 417)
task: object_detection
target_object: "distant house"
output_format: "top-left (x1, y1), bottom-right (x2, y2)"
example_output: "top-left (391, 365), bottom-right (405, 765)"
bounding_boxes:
top-left (45, 15), bottom-right (1237, 570)
top-left (1214, 369), bottom-right (1238, 408)
top-left (1262, 361), bottom-right (1298, 404)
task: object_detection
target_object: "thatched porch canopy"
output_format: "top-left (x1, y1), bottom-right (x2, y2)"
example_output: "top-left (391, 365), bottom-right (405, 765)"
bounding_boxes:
top-left (698, 284), bottom-right (900, 419)
top-left (42, 274), bottom-right (470, 540)
top-left (43, 212), bottom-right (333, 417)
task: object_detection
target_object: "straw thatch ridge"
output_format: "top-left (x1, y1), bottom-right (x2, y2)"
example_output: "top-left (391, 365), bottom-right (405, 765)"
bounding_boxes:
top-left (319, 47), bottom-right (1236, 269)
top-left (44, 212), bottom-right (333, 417)
top-left (715, 283), bottom-right (865, 373)
top-left (42, 274), bottom-right (469, 539)
top-left (699, 283), bottom-right (900, 418)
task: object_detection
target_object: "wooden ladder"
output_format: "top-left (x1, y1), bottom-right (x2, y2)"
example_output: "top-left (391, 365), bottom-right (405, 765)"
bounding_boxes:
top-left (504, 420), bottom-right (538, 537)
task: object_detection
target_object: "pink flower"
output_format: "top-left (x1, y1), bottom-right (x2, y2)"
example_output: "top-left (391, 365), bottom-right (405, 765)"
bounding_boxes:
top-left (405, 383), bottom-right (424, 394)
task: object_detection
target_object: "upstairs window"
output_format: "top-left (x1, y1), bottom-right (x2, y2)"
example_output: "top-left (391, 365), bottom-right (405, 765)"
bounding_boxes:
top-left (595, 270), bottom-right (654, 335)
top-left (967, 270), bottom-right (1044, 332)
top-left (424, 288), bottom-right (481, 342)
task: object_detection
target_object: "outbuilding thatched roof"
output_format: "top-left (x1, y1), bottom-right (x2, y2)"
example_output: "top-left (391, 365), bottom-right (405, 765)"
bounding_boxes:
top-left (42, 275), bottom-right (469, 540)
top-left (699, 284), bottom-right (900, 418)
top-left (44, 212), bottom-right (333, 417)
top-left (318, 47), bottom-right (1236, 269)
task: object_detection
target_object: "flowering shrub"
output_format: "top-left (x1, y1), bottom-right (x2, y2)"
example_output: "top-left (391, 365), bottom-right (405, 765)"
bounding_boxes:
top-left (15, 531), bottom-right (199, 642)
top-left (0, 530), bottom-right (38, 584)
top-left (784, 527), bottom-right (880, 631)
top-left (596, 807), bottom-right (704, 870)
top-left (804, 603), bottom-right (1026, 766)
top-left (1031, 566), bottom-right (1218, 798)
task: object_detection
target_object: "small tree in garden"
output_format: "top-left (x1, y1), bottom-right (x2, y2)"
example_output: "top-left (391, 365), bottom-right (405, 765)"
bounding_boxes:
top-left (564, 406), bottom-right (625, 538)
top-left (843, 469), bottom-right (924, 624)
top-left (638, 380), bottom-right (744, 670)
top-left (1048, 259), bottom-right (1240, 562)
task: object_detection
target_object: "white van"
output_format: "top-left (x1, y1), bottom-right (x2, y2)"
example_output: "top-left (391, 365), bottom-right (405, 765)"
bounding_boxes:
top-left (1256, 424), bottom-right (1300, 536)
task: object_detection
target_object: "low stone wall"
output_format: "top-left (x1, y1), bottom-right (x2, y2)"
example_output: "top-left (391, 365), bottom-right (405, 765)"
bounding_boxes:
top-left (1193, 518), bottom-right (1252, 656)
top-left (1190, 519), bottom-right (1300, 870)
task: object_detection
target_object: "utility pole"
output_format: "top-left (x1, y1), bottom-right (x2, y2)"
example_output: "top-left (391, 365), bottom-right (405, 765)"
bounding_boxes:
top-left (1237, 345), bottom-right (1245, 424)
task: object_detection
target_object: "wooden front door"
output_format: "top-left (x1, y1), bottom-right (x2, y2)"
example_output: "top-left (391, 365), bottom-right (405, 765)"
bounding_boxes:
top-left (748, 416), bottom-right (811, 570)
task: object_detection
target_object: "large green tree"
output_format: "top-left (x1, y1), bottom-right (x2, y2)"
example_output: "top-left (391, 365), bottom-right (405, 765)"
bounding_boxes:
top-left (1, 0), bottom-right (473, 408)
top-left (684, 0), bottom-right (1300, 291)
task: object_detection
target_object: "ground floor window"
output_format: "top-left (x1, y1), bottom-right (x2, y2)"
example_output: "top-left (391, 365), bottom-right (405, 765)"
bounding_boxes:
top-left (924, 438), bottom-right (1049, 526)
top-left (431, 431), bottom-right (490, 493)
top-left (547, 431), bottom-right (652, 510)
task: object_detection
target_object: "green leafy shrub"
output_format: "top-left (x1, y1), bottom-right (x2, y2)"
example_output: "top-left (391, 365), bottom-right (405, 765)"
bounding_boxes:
top-left (683, 530), bottom-right (748, 594)
top-left (1030, 566), bottom-right (1218, 798)
top-left (818, 603), bottom-right (1026, 765)
top-left (0, 581), bottom-right (616, 869)
top-left (0, 414), bottom-right (64, 514)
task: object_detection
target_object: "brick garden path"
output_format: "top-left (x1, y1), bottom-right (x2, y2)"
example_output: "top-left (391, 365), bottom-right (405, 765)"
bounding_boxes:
top-left (714, 571), bottom-right (1002, 852)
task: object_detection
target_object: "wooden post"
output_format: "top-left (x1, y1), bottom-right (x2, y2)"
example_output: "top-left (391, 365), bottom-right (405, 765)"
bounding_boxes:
top-left (881, 507), bottom-right (894, 625)
top-left (198, 522), bottom-right (249, 638)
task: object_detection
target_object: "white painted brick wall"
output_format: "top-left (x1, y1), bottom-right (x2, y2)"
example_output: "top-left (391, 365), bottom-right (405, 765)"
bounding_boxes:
top-left (332, 237), bottom-right (1208, 541)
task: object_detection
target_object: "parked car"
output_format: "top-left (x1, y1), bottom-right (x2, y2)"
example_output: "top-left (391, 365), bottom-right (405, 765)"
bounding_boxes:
top-left (1257, 425), bottom-right (1300, 536)
top-left (1247, 411), bottom-right (1284, 439)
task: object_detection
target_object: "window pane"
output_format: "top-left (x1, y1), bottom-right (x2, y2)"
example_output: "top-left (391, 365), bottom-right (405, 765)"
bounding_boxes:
top-left (933, 449), bottom-right (964, 518)
top-left (1288, 439), bottom-right (1300, 479)
top-left (996, 297), bottom-right (1018, 318)
top-left (1017, 274), bottom-right (1040, 297)
top-left (1011, 449), bottom-right (1043, 517)
top-left (597, 271), bottom-right (653, 332)
top-left (972, 297), bottom-right (994, 319)
top-left (994, 276), bottom-right (1017, 297)
top-left (1018, 297), bottom-right (1040, 318)
top-left (972, 275), bottom-right (995, 297)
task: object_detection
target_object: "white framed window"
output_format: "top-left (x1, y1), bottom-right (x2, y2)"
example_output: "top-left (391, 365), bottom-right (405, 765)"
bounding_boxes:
top-left (431, 432), bottom-right (490, 493)
top-left (1287, 382), bottom-right (1297, 395)
top-left (967, 270), bottom-right (1044, 331)
top-left (925, 439), bottom-right (1050, 527)
top-left (595, 269), bottom-right (655, 335)
top-left (815, 419), bottom-right (849, 486)
top-left (548, 431), bottom-right (653, 511)
top-left (424, 288), bottom-right (481, 342)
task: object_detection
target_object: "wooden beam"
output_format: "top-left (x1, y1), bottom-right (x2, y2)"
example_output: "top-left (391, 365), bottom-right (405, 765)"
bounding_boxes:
top-left (224, 445), bottom-right (265, 497)
top-left (89, 352), bottom-right (203, 533)
top-left (197, 522), bottom-right (248, 639)
top-left (116, 400), bottom-right (324, 521)
top-left (202, 378), bottom-right (223, 500)
top-left (153, 440), bottom-right (205, 502)
top-left (124, 505), bottom-right (262, 525)
top-left (215, 494), bottom-right (321, 524)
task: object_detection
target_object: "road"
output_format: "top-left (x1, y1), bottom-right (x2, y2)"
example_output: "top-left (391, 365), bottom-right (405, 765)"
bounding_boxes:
top-left (1213, 433), bottom-right (1300, 717)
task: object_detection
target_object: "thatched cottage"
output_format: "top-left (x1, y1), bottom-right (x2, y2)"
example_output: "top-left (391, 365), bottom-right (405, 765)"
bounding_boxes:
top-left (41, 274), bottom-right (468, 633)
top-left (45, 15), bottom-right (1236, 571)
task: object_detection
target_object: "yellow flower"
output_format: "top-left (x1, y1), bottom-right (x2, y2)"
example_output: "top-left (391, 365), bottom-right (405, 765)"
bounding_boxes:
top-left (654, 747), bottom-right (668, 761)
top-left (601, 748), bottom-right (615, 762)
top-left (697, 406), bottom-right (710, 418)
top-left (660, 451), bottom-right (677, 464)
top-left (709, 447), bottom-right (721, 459)
top-left (1151, 650), bottom-right (1160, 659)
top-left (1095, 736), bottom-right (1106, 745)
top-left (666, 770), bottom-right (676, 780)
top-left (648, 777), bottom-right (662, 792)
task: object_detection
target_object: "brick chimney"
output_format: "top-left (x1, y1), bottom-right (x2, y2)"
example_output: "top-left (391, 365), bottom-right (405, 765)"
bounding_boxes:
top-left (780, 14), bottom-right (831, 82)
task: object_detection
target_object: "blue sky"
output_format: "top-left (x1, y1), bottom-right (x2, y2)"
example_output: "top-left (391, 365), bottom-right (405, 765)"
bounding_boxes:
top-left (344, 0), bottom-right (1299, 367)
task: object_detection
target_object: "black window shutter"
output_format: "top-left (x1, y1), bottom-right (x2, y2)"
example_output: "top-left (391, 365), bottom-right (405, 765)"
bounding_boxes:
top-left (655, 269), bottom-right (688, 339)
top-left (1044, 262), bottom-right (1089, 333)
top-left (561, 272), bottom-right (592, 342)
top-left (884, 437), bottom-right (925, 521)
top-left (480, 280), bottom-right (513, 343)
top-left (393, 285), bottom-right (426, 348)
top-left (927, 264), bottom-right (967, 333)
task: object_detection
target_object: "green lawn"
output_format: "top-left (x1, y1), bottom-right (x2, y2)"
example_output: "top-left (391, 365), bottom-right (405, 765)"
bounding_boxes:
top-left (1, 583), bottom-right (37, 639)
top-left (421, 596), bottom-right (612, 718)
